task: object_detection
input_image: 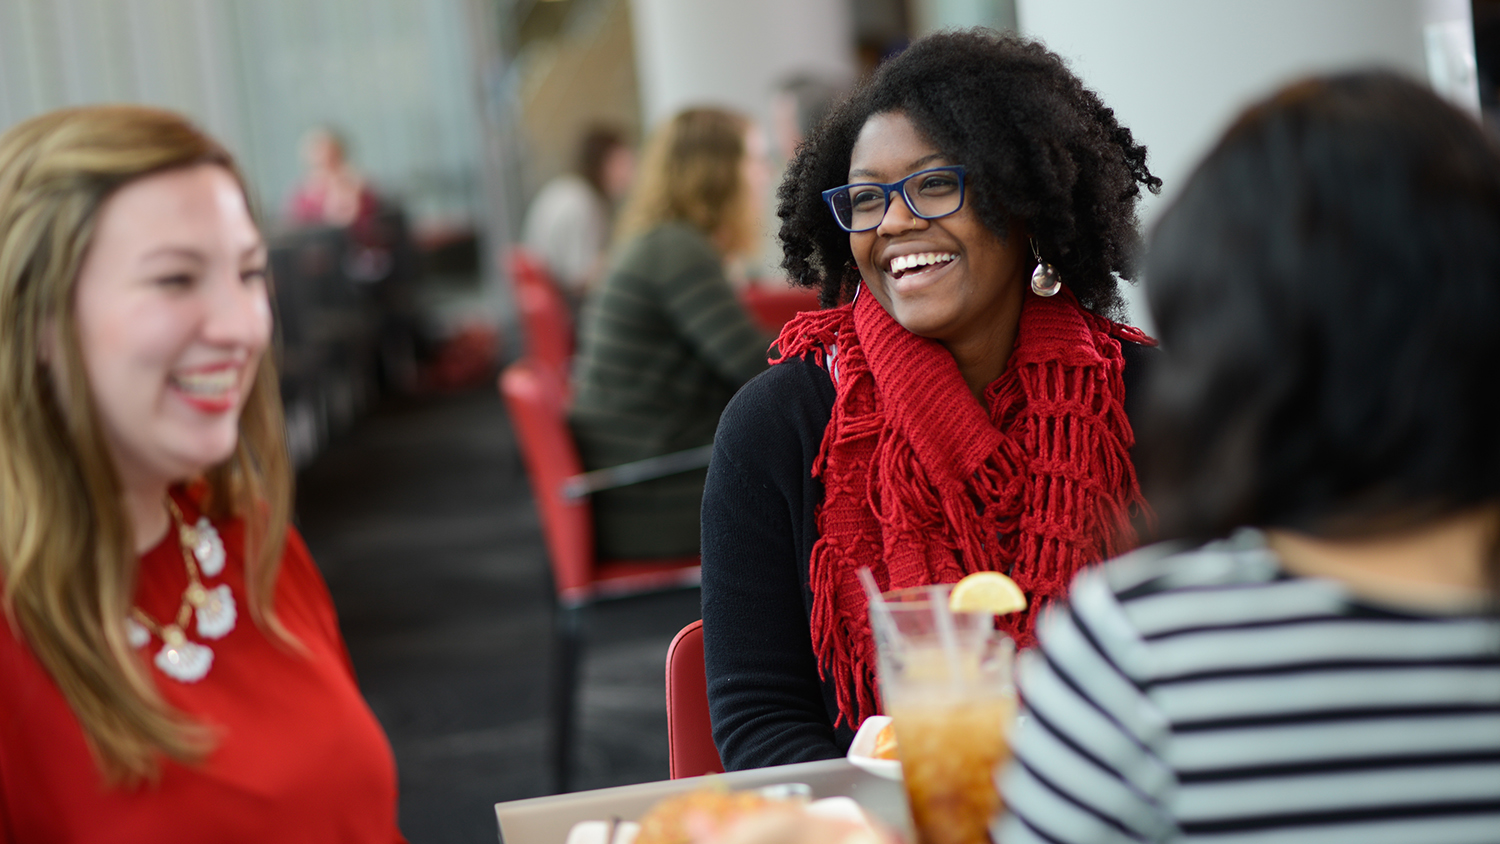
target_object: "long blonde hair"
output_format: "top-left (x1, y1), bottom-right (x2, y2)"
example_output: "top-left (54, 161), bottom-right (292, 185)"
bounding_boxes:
top-left (616, 107), bottom-right (758, 256)
top-left (0, 106), bottom-right (292, 783)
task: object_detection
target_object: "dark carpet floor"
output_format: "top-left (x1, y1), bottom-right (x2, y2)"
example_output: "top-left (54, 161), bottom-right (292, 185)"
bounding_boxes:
top-left (295, 387), bottom-right (703, 844)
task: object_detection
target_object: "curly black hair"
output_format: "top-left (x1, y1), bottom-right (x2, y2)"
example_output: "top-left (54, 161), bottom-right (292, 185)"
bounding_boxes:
top-left (1140, 71), bottom-right (1500, 550)
top-left (778, 29), bottom-right (1161, 317)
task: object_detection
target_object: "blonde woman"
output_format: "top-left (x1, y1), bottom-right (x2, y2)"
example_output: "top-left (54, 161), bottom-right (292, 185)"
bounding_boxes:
top-left (569, 107), bottom-right (773, 559)
top-left (0, 107), bottom-right (403, 842)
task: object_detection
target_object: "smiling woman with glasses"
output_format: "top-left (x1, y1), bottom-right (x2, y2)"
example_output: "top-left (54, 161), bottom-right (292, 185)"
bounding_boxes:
top-left (699, 28), bottom-right (1163, 771)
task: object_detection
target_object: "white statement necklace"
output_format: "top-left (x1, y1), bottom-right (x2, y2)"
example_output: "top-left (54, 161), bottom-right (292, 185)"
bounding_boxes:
top-left (124, 499), bottom-right (235, 683)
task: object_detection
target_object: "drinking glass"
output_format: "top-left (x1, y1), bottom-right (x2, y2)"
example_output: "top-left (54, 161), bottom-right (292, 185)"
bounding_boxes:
top-left (871, 584), bottom-right (1015, 844)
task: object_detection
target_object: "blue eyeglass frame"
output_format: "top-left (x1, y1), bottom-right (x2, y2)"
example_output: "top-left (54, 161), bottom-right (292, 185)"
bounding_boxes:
top-left (821, 165), bottom-right (967, 233)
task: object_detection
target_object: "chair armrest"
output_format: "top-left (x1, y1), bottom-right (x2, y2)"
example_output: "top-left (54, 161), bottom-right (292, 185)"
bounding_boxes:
top-left (561, 445), bottom-right (715, 500)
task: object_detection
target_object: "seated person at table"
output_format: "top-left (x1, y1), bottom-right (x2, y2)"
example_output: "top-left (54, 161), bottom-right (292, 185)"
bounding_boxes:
top-left (700, 29), bottom-right (1162, 770)
top-left (285, 126), bottom-right (380, 229)
top-left (1002, 72), bottom-right (1500, 843)
top-left (522, 123), bottom-right (636, 306)
top-left (0, 105), bottom-right (404, 842)
top-left (570, 107), bottom-right (774, 559)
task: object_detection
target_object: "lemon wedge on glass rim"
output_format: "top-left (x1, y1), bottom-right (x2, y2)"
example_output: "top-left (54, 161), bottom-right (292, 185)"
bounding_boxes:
top-left (948, 571), bottom-right (1028, 615)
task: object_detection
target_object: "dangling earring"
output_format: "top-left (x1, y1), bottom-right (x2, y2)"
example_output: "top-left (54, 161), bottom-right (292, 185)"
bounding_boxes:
top-left (1030, 238), bottom-right (1062, 297)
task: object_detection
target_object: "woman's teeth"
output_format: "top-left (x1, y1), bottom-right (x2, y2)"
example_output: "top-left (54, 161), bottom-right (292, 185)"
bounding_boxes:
top-left (889, 252), bottom-right (957, 278)
top-left (172, 369), bottom-right (237, 396)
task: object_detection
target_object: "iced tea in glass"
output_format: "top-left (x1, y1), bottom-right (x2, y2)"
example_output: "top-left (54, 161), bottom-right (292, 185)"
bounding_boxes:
top-left (872, 585), bottom-right (1015, 844)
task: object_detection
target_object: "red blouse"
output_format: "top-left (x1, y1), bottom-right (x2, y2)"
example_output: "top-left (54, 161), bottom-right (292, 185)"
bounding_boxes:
top-left (0, 492), bottom-right (405, 843)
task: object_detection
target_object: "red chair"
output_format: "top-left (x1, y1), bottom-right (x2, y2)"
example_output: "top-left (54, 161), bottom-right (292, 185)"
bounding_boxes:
top-left (740, 285), bottom-right (821, 333)
top-left (500, 359), bottom-right (703, 791)
top-left (507, 247), bottom-right (575, 392)
top-left (666, 619), bottom-right (724, 779)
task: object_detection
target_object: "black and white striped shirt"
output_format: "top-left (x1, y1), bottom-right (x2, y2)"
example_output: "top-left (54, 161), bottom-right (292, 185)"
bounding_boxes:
top-left (999, 530), bottom-right (1500, 844)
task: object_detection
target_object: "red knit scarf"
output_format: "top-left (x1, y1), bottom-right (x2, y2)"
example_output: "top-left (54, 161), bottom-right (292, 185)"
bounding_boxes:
top-left (772, 284), bottom-right (1152, 728)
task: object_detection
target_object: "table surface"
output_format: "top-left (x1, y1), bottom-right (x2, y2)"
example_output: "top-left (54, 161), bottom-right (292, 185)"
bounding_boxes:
top-left (494, 758), bottom-right (911, 844)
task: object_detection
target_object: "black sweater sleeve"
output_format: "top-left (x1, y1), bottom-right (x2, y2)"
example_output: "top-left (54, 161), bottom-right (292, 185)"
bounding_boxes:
top-left (1121, 338), bottom-right (1157, 433)
top-left (700, 357), bottom-right (848, 770)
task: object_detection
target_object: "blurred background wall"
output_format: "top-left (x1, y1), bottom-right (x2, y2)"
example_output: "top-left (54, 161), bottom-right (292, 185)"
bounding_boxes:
top-left (0, 0), bottom-right (485, 234)
top-left (1017, 0), bottom-right (1479, 230)
top-left (510, 0), bottom-right (640, 199)
top-left (628, 0), bottom-right (856, 132)
top-left (1016, 0), bottom-right (1482, 328)
top-left (0, 0), bottom-right (1491, 335)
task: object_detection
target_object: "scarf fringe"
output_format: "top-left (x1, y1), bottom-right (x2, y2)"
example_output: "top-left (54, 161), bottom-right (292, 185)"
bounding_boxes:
top-left (772, 307), bottom-right (846, 368)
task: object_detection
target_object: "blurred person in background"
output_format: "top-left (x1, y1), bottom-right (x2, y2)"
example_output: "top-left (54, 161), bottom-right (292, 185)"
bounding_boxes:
top-left (1002, 71), bottom-right (1500, 842)
top-left (285, 126), bottom-right (400, 284)
top-left (770, 73), bottom-right (846, 163)
top-left (701, 29), bottom-right (1161, 769)
top-left (522, 123), bottom-right (636, 305)
top-left (758, 73), bottom-right (850, 283)
top-left (0, 106), bottom-right (404, 843)
top-left (569, 107), bottom-right (774, 560)
top-left (285, 126), bottom-right (380, 230)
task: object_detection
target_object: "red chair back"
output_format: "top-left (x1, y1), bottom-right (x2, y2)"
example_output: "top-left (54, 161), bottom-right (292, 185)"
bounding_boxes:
top-left (501, 357), bottom-right (703, 608)
top-left (499, 359), bottom-right (596, 597)
top-left (507, 247), bottom-right (575, 385)
top-left (666, 619), bottom-right (723, 779)
top-left (503, 358), bottom-right (705, 791)
top-left (740, 286), bottom-right (821, 333)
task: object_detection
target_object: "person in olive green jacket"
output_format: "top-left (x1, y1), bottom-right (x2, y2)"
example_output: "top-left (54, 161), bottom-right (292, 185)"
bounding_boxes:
top-left (569, 107), bottom-right (773, 558)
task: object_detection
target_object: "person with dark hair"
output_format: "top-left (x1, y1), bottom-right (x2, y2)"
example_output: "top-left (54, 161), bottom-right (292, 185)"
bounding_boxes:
top-left (700, 28), bottom-right (1162, 769)
top-left (770, 73), bottom-right (847, 162)
top-left (522, 123), bottom-right (636, 300)
top-left (1001, 71), bottom-right (1500, 843)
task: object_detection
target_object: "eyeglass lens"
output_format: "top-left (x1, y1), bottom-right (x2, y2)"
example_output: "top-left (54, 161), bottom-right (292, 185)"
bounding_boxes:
top-left (829, 168), bottom-right (963, 232)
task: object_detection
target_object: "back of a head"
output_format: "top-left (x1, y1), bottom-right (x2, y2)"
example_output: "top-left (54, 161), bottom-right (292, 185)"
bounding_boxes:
top-left (617, 107), bottom-right (750, 250)
top-left (776, 74), bottom-right (844, 140)
top-left (1141, 71), bottom-right (1500, 543)
top-left (577, 123), bottom-right (627, 196)
top-left (301, 125), bottom-right (348, 170)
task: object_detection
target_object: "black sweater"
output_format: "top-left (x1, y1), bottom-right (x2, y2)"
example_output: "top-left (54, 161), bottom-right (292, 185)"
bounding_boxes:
top-left (700, 343), bottom-right (1155, 771)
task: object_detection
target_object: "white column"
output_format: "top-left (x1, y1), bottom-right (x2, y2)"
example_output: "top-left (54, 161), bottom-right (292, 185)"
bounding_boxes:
top-left (627, 0), bottom-right (856, 132)
top-left (1016, 0), bottom-right (1478, 224)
